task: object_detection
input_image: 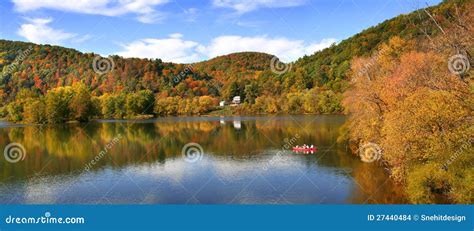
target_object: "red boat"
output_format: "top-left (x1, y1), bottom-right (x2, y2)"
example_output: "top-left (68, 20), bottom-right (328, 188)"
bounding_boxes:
top-left (292, 147), bottom-right (317, 152)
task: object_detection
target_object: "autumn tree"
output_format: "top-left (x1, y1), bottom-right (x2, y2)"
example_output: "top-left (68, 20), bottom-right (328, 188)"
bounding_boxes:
top-left (69, 83), bottom-right (94, 122)
top-left (344, 33), bottom-right (473, 203)
top-left (45, 86), bottom-right (74, 123)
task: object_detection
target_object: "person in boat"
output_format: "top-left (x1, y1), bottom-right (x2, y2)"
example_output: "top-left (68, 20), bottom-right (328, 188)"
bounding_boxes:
top-left (310, 145), bottom-right (314, 149)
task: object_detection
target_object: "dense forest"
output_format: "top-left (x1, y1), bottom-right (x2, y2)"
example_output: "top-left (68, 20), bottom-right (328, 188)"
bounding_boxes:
top-left (0, 1), bottom-right (467, 122)
top-left (0, 0), bottom-right (472, 203)
top-left (2, 1), bottom-right (470, 122)
top-left (342, 0), bottom-right (473, 203)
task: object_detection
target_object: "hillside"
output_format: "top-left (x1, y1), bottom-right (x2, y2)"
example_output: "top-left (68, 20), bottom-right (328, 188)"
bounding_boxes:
top-left (289, 0), bottom-right (469, 91)
top-left (194, 52), bottom-right (274, 82)
top-left (0, 41), bottom-right (273, 101)
top-left (0, 0), bottom-right (470, 121)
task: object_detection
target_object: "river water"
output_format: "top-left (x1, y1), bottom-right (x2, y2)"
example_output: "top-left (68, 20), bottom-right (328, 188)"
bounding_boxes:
top-left (0, 115), bottom-right (406, 204)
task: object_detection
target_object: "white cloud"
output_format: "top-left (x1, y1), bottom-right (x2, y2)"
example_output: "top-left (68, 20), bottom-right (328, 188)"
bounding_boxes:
top-left (17, 18), bottom-right (76, 45)
top-left (199, 35), bottom-right (337, 62)
top-left (12, 0), bottom-right (169, 23)
top-left (116, 34), bottom-right (336, 63)
top-left (116, 34), bottom-right (201, 63)
top-left (212, 0), bottom-right (306, 14)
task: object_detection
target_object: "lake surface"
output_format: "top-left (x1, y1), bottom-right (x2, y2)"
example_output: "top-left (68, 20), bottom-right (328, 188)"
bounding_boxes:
top-left (0, 115), bottom-right (406, 204)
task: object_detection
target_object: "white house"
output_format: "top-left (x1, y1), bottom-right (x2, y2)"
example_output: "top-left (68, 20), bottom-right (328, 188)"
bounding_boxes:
top-left (232, 96), bottom-right (241, 104)
top-left (219, 101), bottom-right (226, 107)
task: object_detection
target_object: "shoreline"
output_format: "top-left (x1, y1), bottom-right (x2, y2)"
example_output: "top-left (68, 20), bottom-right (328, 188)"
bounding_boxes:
top-left (0, 112), bottom-right (346, 126)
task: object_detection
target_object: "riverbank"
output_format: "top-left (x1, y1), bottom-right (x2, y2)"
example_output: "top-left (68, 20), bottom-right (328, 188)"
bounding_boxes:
top-left (0, 105), bottom-right (345, 125)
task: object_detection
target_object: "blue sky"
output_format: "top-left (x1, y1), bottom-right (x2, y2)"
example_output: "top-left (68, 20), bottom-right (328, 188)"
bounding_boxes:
top-left (0, 0), bottom-right (442, 63)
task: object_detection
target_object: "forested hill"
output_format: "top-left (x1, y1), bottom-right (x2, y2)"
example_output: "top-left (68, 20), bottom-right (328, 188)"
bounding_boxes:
top-left (0, 39), bottom-right (273, 102)
top-left (193, 52), bottom-right (274, 83)
top-left (0, 0), bottom-right (470, 122)
top-left (290, 0), bottom-right (468, 91)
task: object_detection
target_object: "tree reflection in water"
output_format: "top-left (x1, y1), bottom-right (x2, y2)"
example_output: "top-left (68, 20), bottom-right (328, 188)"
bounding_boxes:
top-left (0, 115), bottom-right (406, 204)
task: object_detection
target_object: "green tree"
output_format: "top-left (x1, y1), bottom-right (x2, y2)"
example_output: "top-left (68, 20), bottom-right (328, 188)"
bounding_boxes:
top-left (23, 98), bottom-right (47, 124)
top-left (99, 94), bottom-right (116, 119)
top-left (303, 89), bottom-right (319, 113)
top-left (45, 86), bottom-right (74, 123)
top-left (244, 84), bottom-right (258, 104)
top-left (69, 83), bottom-right (93, 122)
top-left (126, 90), bottom-right (155, 117)
top-left (227, 81), bottom-right (240, 101)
